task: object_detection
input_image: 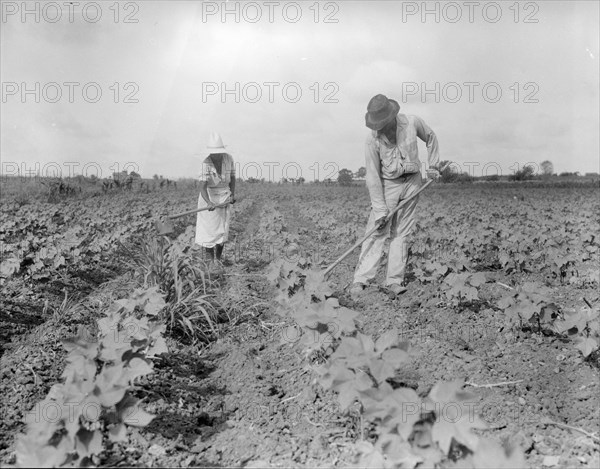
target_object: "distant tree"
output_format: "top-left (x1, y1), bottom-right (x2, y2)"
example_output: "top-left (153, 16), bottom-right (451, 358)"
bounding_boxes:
top-left (124, 174), bottom-right (133, 191)
top-left (459, 173), bottom-right (474, 183)
top-left (102, 179), bottom-right (113, 192)
top-left (510, 164), bottom-right (536, 181)
top-left (540, 160), bottom-right (554, 177)
top-left (297, 177), bottom-right (305, 184)
top-left (338, 168), bottom-right (354, 186)
top-left (438, 160), bottom-right (455, 182)
top-left (130, 171), bottom-right (141, 179)
top-left (437, 160), bottom-right (473, 183)
top-left (356, 167), bottom-right (366, 179)
top-left (113, 170), bottom-right (127, 183)
top-left (153, 174), bottom-right (159, 180)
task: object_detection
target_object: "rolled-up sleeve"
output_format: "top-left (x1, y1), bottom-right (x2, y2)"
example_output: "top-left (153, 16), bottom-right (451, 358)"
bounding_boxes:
top-left (365, 137), bottom-right (388, 218)
top-left (414, 116), bottom-right (440, 169)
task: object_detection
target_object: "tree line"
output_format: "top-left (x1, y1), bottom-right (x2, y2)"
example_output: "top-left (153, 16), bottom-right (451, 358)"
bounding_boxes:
top-left (334, 160), bottom-right (598, 185)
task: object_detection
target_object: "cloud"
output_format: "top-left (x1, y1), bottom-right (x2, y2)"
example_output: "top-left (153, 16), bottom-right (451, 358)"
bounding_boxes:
top-left (345, 60), bottom-right (417, 102)
top-left (1, 1), bottom-right (598, 177)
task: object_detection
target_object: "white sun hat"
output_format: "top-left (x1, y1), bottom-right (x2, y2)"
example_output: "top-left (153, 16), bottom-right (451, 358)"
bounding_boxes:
top-left (206, 132), bottom-right (227, 154)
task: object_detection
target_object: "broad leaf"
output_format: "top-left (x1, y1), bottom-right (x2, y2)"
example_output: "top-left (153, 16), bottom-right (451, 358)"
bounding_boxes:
top-left (125, 357), bottom-right (154, 383)
top-left (574, 337), bottom-right (598, 357)
top-left (427, 381), bottom-right (487, 454)
top-left (75, 428), bottom-right (103, 458)
top-left (108, 423), bottom-right (128, 443)
top-left (375, 329), bottom-right (399, 353)
top-left (469, 272), bottom-right (487, 287)
top-left (120, 401), bottom-right (155, 427)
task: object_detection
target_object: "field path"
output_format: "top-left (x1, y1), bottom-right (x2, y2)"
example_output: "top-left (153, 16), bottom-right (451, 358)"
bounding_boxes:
top-left (98, 190), bottom-right (360, 467)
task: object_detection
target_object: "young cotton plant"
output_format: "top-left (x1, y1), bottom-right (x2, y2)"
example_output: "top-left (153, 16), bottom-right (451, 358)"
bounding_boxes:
top-left (497, 281), bottom-right (558, 331)
top-left (354, 381), bottom-right (491, 468)
top-left (15, 287), bottom-right (167, 468)
top-left (316, 331), bottom-right (524, 468)
top-left (543, 247), bottom-right (577, 283)
top-left (498, 282), bottom-right (599, 357)
top-left (413, 259), bottom-right (449, 284)
top-left (315, 330), bottom-right (410, 410)
top-left (442, 272), bottom-right (486, 306)
top-left (356, 381), bottom-right (524, 468)
top-left (267, 258), bottom-right (359, 356)
top-left (555, 306), bottom-right (600, 357)
top-left (497, 236), bottom-right (534, 273)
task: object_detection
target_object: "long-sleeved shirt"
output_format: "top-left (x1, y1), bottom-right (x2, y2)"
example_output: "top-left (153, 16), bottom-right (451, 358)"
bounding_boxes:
top-left (365, 113), bottom-right (440, 218)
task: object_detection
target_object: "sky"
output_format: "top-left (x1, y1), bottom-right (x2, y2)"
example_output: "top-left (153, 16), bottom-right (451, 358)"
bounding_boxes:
top-left (1, 0), bottom-right (599, 181)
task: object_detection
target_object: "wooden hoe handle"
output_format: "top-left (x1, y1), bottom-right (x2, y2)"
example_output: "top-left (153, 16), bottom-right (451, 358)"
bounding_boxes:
top-left (168, 201), bottom-right (231, 220)
top-left (323, 179), bottom-right (433, 278)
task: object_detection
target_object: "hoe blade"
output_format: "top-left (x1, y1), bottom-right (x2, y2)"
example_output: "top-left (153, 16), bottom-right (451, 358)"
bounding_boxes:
top-left (154, 219), bottom-right (174, 236)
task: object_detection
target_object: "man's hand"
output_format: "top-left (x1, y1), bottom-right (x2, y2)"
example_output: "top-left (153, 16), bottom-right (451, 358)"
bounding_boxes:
top-left (229, 195), bottom-right (236, 204)
top-left (375, 216), bottom-right (388, 232)
top-left (426, 168), bottom-right (441, 180)
top-left (207, 201), bottom-right (216, 211)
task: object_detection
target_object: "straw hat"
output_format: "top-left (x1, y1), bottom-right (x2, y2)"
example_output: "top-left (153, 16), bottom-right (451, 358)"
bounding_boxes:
top-left (365, 94), bottom-right (400, 130)
top-left (206, 132), bottom-right (227, 154)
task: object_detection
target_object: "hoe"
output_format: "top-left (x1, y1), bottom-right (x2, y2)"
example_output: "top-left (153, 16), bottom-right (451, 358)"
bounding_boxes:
top-left (154, 201), bottom-right (231, 236)
top-left (323, 178), bottom-right (434, 279)
top-left (323, 161), bottom-right (451, 278)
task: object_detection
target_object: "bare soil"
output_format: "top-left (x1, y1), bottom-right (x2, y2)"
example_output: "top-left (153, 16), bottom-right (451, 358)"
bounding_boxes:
top-left (1, 184), bottom-right (598, 468)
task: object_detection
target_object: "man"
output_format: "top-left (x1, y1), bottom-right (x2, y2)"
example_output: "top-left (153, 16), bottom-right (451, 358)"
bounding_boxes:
top-left (351, 94), bottom-right (440, 298)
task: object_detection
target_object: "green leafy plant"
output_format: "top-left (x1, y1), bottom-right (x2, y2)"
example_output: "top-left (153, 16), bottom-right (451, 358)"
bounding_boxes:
top-left (555, 306), bottom-right (600, 357)
top-left (260, 204), bottom-right (525, 468)
top-left (268, 258), bottom-right (359, 356)
top-left (546, 249), bottom-right (577, 283)
top-left (122, 231), bottom-right (224, 342)
top-left (442, 272), bottom-right (486, 305)
top-left (414, 259), bottom-right (449, 283)
top-left (328, 372), bottom-right (524, 468)
top-left (315, 330), bottom-right (410, 410)
top-left (498, 282), bottom-right (599, 357)
top-left (15, 287), bottom-right (168, 468)
top-left (497, 281), bottom-right (558, 331)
